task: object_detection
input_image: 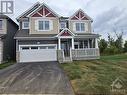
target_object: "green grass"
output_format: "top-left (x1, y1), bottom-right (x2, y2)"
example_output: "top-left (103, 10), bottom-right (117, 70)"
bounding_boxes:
top-left (0, 61), bottom-right (15, 69)
top-left (61, 54), bottom-right (127, 95)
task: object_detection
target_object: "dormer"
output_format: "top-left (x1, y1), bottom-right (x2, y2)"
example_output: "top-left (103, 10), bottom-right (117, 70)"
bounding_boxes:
top-left (69, 9), bottom-right (93, 34)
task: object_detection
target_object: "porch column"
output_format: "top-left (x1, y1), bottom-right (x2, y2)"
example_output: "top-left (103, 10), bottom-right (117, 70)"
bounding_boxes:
top-left (58, 38), bottom-right (61, 50)
top-left (95, 38), bottom-right (99, 48)
top-left (88, 39), bottom-right (90, 48)
top-left (92, 39), bottom-right (94, 48)
top-left (72, 38), bottom-right (74, 49)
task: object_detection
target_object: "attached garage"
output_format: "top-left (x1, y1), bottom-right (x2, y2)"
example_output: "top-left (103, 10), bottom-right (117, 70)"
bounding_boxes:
top-left (19, 44), bottom-right (57, 63)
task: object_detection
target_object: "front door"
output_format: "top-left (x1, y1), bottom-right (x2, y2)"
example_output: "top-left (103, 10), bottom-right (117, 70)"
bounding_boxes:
top-left (61, 39), bottom-right (71, 57)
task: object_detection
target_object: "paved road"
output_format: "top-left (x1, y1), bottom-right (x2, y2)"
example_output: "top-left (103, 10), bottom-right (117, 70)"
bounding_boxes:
top-left (0, 62), bottom-right (74, 95)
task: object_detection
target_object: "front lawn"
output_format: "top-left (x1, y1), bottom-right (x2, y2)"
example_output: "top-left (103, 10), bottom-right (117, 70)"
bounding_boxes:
top-left (0, 61), bottom-right (15, 69)
top-left (61, 54), bottom-right (127, 95)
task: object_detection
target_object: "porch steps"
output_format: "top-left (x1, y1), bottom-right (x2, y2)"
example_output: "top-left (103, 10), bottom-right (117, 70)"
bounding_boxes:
top-left (64, 57), bottom-right (72, 63)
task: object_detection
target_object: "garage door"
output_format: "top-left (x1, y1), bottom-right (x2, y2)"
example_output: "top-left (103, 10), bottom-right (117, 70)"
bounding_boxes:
top-left (19, 44), bottom-right (57, 62)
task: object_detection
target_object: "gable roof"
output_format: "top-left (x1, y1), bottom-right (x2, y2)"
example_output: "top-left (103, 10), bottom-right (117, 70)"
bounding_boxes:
top-left (16, 2), bottom-right (41, 21)
top-left (27, 3), bottom-right (59, 17)
top-left (56, 28), bottom-right (75, 37)
top-left (70, 9), bottom-right (93, 22)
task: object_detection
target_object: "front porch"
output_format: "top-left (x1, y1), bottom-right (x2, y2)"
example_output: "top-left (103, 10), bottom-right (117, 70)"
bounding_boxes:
top-left (56, 28), bottom-right (100, 63)
top-left (57, 38), bottom-right (100, 63)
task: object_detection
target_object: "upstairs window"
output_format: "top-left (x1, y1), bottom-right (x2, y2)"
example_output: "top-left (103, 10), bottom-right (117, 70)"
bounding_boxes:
top-left (60, 22), bottom-right (66, 29)
top-left (75, 23), bottom-right (85, 32)
top-left (38, 20), bottom-right (51, 31)
top-left (22, 21), bottom-right (29, 29)
top-left (0, 20), bottom-right (3, 30)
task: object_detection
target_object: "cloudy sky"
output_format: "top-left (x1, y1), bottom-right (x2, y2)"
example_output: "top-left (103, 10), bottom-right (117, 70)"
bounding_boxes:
top-left (7, 0), bottom-right (127, 41)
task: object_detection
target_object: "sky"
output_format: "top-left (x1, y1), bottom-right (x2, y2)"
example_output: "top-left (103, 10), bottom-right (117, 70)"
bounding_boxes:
top-left (6, 0), bottom-right (127, 41)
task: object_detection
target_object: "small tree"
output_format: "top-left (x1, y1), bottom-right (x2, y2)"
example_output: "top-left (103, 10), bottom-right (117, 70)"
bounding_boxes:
top-left (114, 31), bottom-right (123, 53)
top-left (124, 41), bottom-right (127, 53)
top-left (99, 39), bottom-right (108, 54)
top-left (108, 34), bottom-right (116, 47)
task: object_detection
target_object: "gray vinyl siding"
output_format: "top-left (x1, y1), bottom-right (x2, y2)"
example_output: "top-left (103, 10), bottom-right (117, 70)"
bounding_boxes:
top-left (2, 19), bottom-right (18, 61)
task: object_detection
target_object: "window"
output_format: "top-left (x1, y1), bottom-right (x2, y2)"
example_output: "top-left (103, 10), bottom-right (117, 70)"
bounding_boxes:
top-left (84, 40), bottom-right (88, 48)
top-left (0, 20), bottom-right (3, 30)
top-left (79, 41), bottom-right (83, 49)
top-left (75, 23), bottom-right (85, 32)
top-left (22, 21), bottom-right (29, 29)
top-left (38, 20), bottom-right (50, 31)
top-left (48, 46), bottom-right (55, 49)
top-left (40, 46), bottom-right (47, 49)
top-left (60, 22), bottom-right (66, 29)
top-left (74, 44), bottom-right (78, 49)
top-left (74, 40), bottom-right (89, 49)
top-left (31, 46), bottom-right (38, 50)
top-left (21, 47), bottom-right (29, 50)
top-left (74, 42), bottom-right (79, 49)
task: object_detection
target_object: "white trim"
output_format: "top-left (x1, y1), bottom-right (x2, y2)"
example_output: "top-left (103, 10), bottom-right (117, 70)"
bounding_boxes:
top-left (37, 12), bottom-right (43, 16)
top-left (19, 44), bottom-right (57, 51)
top-left (95, 38), bottom-right (99, 48)
top-left (43, 5), bottom-right (45, 16)
top-left (56, 28), bottom-right (75, 37)
top-left (45, 12), bottom-right (51, 17)
top-left (22, 21), bottom-right (29, 29)
top-left (58, 38), bottom-right (61, 50)
top-left (88, 39), bottom-right (90, 48)
top-left (72, 38), bottom-right (74, 49)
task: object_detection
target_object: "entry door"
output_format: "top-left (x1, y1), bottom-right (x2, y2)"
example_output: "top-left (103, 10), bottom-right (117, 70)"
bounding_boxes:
top-left (62, 40), bottom-right (71, 57)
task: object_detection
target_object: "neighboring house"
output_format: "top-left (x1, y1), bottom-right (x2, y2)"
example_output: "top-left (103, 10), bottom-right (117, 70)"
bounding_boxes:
top-left (0, 14), bottom-right (18, 63)
top-left (15, 2), bottom-right (100, 63)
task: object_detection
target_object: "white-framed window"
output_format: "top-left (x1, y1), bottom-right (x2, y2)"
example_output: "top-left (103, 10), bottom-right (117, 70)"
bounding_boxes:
top-left (60, 22), bottom-right (66, 29)
top-left (38, 20), bottom-right (51, 31)
top-left (75, 22), bottom-right (85, 32)
top-left (0, 20), bottom-right (3, 30)
top-left (22, 21), bottom-right (29, 29)
top-left (74, 40), bottom-right (89, 49)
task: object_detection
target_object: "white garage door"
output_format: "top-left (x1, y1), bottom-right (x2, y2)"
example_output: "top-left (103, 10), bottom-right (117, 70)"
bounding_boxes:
top-left (19, 44), bottom-right (57, 63)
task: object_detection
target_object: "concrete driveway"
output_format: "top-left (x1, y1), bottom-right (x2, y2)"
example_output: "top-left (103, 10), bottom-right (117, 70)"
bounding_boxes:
top-left (0, 62), bottom-right (74, 95)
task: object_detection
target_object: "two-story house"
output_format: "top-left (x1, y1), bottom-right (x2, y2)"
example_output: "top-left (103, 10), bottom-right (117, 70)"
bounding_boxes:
top-left (15, 2), bottom-right (100, 63)
top-left (0, 14), bottom-right (18, 63)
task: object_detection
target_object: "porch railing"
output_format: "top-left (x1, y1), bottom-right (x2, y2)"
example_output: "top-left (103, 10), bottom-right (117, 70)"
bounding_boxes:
top-left (58, 48), bottom-right (100, 63)
top-left (72, 48), bottom-right (100, 59)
